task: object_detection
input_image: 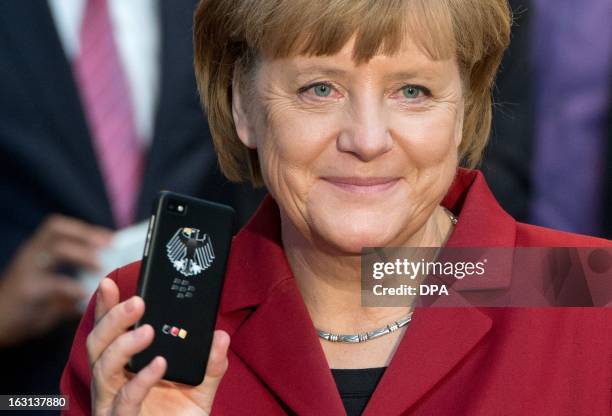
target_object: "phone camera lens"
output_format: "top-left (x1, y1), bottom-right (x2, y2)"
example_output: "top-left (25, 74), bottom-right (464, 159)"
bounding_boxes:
top-left (167, 200), bottom-right (186, 215)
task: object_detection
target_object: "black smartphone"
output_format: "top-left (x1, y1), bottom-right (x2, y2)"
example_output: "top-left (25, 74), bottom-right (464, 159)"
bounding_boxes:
top-left (127, 191), bottom-right (235, 385)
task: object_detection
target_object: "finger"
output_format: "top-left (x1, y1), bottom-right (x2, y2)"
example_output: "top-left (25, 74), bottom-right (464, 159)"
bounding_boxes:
top-left (95, 278), bottom-right (120, 324)
top-left (113, 356), bottom-right (167, 415)
top-left (204, 330), bottom-right (231, 380)
top-left (47, 240), bottom-right (102, 271)
top-left (36, 215), bottom-right (113, 248)
top-left (96, 324), bottom-right (155, 378)
top-left (87, 295), bottom-right (144, 365)
top-left (43, 275), bottom-right (86, 300)
top-left (17, 274), bottom-right (84, 306)
top-left (191, 330), bottom-right (231, 411)
top-left (32, 277), bottom-right (85, 320)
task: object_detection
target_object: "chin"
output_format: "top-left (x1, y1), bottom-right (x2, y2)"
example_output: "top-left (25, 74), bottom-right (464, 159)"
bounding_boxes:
top-left (310, 209), bottom-right (404, 254)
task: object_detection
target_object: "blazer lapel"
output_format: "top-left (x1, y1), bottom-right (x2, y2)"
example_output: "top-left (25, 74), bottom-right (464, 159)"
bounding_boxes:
top-left (0, 1), bottom-right (113, 226)
top-left (219, 197), bottom-right (345, 414)
top-left (363, 308), bottom-right (492, 415)
top-left (231, 281), bottom-right (346, 415)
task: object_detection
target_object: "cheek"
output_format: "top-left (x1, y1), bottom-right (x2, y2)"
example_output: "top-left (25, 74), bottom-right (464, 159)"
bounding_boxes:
top-left (255, 106), bottom-right (339, 200)
top-left (389, 108), bottom-right (460, 169)
top-left (388, 107), bottom-right (460, 217)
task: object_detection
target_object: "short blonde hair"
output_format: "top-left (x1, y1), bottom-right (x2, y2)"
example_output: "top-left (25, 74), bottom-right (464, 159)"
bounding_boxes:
top-left (194, 0), bottom-right (511, 186)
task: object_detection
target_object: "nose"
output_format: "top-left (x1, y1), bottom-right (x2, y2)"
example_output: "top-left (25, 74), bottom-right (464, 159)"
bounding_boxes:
top-left (337, 98), bottom-right (393, 162)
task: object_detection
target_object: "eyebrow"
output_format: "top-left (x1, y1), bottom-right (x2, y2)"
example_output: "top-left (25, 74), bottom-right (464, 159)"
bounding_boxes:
top-left (292, 64), bottom-right (439, 82)
top-left (293, 65), bottom-right (348, 78)
top-left (382, 70), bottom-right (439, 83)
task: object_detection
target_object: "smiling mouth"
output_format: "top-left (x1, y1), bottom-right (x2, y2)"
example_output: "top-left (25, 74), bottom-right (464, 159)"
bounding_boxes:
top-left (322, 177), bottom-right (400, 193)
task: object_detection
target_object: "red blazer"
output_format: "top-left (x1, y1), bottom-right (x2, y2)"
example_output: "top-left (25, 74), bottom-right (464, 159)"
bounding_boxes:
top-left (61, 169), bottom-right (612, 415)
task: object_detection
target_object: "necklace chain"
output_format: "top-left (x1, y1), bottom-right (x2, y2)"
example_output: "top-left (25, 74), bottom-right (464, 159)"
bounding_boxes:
top-left (317, 312), bottom-right (413, 343)
top-left (446, 208), bottom-right (458, 225)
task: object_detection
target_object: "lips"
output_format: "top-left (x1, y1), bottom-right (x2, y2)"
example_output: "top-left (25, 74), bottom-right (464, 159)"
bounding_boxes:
top-left (322, 176), bottom-right (400, 193)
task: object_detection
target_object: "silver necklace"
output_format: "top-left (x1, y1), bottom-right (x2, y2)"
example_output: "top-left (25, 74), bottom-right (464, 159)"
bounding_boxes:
top-left (445, 208), bottom-right (458, 226)
top-left (316, 209), bottom-right (456, 343)
top-left (317, 312), bottom-right (413, 343)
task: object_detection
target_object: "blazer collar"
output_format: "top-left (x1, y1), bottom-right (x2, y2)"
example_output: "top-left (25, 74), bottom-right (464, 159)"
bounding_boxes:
top-left (442, 169), bottom-right (517, 292)
top-left (443, 168), bottom-right (517, 248)
top-left (220, 168), bottom-right (515, 414)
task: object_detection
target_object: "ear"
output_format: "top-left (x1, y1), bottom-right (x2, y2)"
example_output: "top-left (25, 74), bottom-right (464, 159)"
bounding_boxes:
top-left (231, 69), bottom-right (257, 149)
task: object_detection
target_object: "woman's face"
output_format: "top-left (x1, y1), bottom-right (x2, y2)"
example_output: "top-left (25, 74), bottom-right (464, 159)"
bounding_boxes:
top-left (233, 36), bottom-right (464, 254)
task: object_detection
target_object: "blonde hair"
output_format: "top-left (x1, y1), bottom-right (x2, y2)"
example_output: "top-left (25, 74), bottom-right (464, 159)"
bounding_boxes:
top-left (194, 0), bottom-right (511, 186)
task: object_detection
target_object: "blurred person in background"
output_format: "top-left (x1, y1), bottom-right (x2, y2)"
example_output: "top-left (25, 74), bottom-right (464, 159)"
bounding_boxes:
top-left (481, 0), bottom-right (534, 222)
top-left (528, 0), bottom-right (612, 237)
top-left (0, 0), bottom-right (263, 398)
top-left (482, 0), bottom-right (611, 237)
top-left (606, 94), bottom-right (612, 235)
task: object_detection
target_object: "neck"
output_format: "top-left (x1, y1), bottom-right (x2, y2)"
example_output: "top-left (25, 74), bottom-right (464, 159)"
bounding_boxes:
top-left (281, 205), bottom-right (453, 333)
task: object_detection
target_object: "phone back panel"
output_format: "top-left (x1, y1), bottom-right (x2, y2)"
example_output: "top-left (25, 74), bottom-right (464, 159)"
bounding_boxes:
top-left (128, 191), bottom-right (235, 385)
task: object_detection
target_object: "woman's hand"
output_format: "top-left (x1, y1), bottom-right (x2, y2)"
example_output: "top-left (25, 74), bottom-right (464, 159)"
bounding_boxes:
top-left (88, 278), bottom-right (230, 416)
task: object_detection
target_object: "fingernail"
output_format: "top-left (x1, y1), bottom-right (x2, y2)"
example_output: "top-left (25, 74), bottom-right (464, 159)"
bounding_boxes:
top-left (133, 325), bottom-right (147, 339)
top-left (96, 284), bottom-right (105, 302)
top-left (151, 356), bottom-right (162, 368)
top-left (149, 356), bottom-right (165, 374)
top-left (125, 297), bottom-right (137, 313)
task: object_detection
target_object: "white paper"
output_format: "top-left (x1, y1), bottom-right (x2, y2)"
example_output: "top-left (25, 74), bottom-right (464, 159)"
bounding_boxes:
top-left (77, 220), bottom-right (149, 311)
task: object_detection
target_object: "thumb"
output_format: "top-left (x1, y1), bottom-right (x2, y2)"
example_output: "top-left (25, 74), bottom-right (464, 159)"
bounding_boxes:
top-left (192, 330), bottom-right (230, 412)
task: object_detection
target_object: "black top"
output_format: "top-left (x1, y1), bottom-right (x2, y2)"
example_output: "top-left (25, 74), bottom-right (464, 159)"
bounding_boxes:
top-left (331, 367), bottom-right (387, 416)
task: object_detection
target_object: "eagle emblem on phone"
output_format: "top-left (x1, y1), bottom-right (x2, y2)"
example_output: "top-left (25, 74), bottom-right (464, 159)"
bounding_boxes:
top-left (166, 227), bottom-right (215, 277)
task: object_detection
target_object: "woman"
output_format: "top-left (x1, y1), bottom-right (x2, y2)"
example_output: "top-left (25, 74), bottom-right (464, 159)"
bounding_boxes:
top-left (61, 0), bottom-right (612, 414)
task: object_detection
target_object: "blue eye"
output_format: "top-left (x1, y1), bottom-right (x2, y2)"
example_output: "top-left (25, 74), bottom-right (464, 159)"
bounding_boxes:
top-left (312, 84), bottom-right (332, 97)
top-left (402, 86), bottom-right (422, 99)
